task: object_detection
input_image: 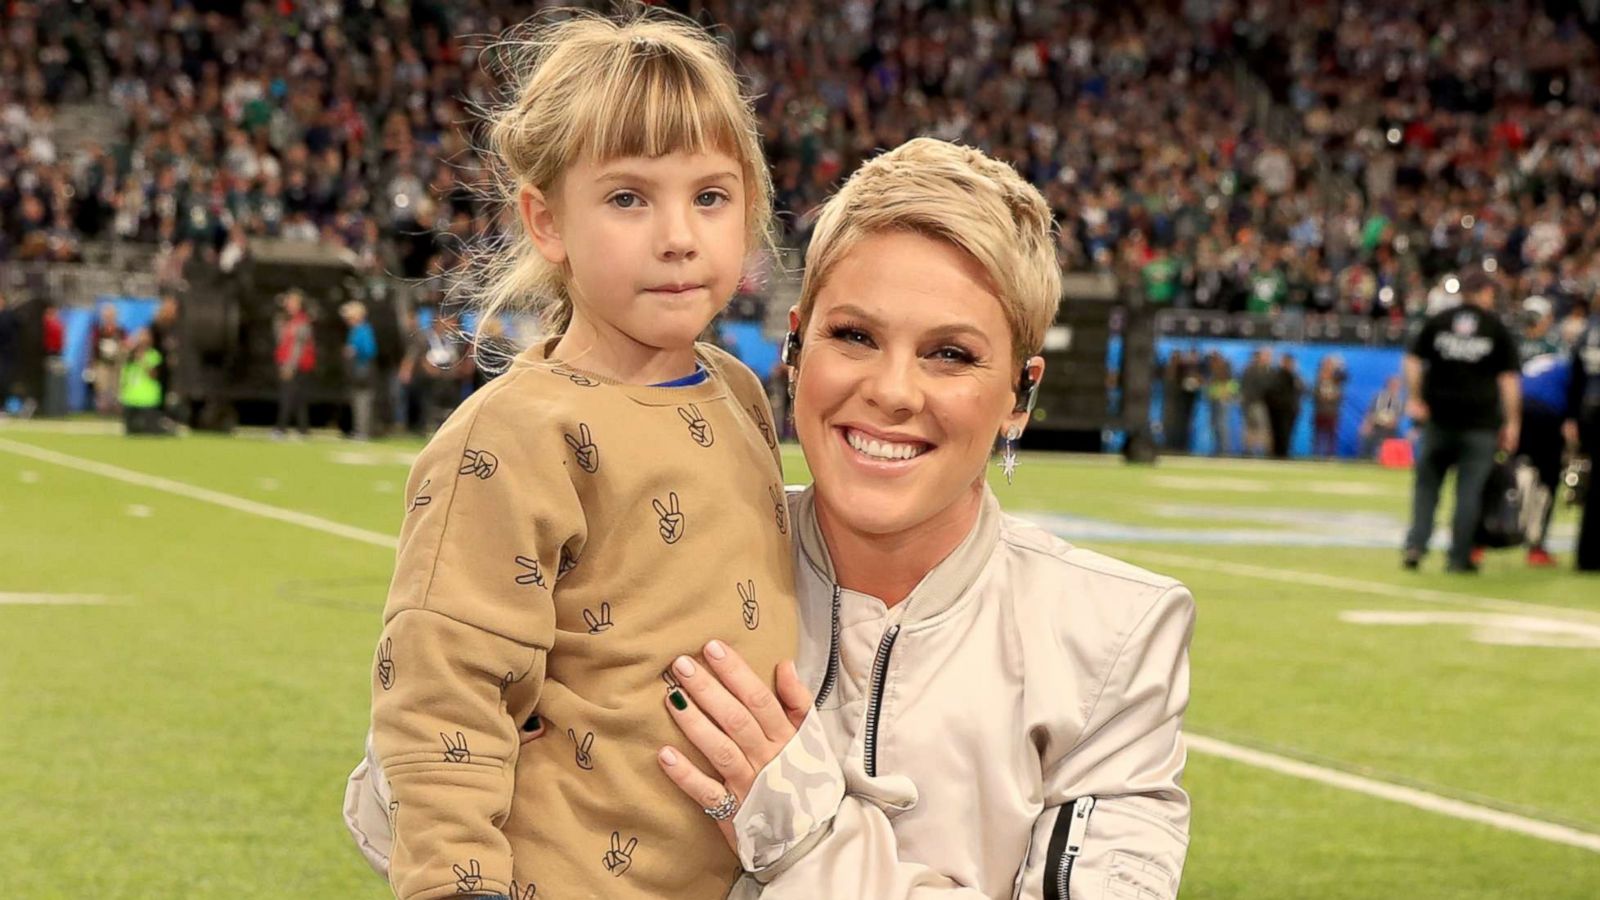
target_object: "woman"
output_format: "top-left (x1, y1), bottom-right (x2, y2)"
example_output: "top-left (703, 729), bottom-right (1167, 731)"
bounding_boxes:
top-left (655, 138), bottom-right (1194, 899)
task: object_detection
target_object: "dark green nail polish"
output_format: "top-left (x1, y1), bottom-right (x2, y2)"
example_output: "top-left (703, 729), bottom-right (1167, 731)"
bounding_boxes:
top-left (668, 689), bottom-right (688, 711)
top-left (522, 714), bottom-right (541, 732)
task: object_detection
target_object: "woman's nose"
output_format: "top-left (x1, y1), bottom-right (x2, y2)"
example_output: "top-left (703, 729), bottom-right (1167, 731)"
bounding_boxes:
top-left (860, 355), bottom-right (924, 416)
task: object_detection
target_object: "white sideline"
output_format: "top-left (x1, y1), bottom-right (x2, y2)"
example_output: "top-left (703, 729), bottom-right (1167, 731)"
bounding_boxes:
top-left (1188, 735), bottom-right (1600, 853)
top-left (0, 437), bottom-right (398, 550)
top-left (1125, 548), bottom-right (1600, 625)
top-left (4, 437), bottom-right (1598, 853)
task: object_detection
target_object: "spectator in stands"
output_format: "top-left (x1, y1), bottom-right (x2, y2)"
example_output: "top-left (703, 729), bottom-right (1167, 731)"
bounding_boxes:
top-left (272, 289), bottom-right (315, 439)
top-left (1241, 347), bottom-right (1275, 456)
top-left (1559, 299), bottom-right (1591, 350)
top-left (1266, 353), bottom-right (1306, 459)
top-left (1312, 355), bottom-right (1347, 459)
top-left (340, 300), bottom-right (377, 441)
top-left (87, 303), bottom-right (126, 415)
top-left (1517, 297), bottom-right (1572, 567)
top-left (1403, 271), bottom-right (1522, 573)
top-left (1206, 352), bottom-right (1239, 456)
top-left (1361, 375), bottom-right (1405, 458)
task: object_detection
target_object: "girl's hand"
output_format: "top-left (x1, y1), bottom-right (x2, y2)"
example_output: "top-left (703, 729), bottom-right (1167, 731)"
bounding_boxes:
top-left (658, 641), bottom-right (812, 848)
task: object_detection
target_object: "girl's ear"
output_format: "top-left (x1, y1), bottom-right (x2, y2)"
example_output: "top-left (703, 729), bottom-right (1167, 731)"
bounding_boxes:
top-left (519, 184), bottom-right (566, 266)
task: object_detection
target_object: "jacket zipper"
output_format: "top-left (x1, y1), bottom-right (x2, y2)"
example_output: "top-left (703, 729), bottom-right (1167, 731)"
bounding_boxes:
top-left (813, 585), bottom-right (842, 709)
top-left (862, 623), bottom-right (901, 777)
top-left (1044, 796), bottom-right (1096, 900)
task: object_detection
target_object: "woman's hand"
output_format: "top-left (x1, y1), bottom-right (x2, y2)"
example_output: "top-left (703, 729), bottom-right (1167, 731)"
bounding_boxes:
top-left (658, 640), bottom-right (813, 848)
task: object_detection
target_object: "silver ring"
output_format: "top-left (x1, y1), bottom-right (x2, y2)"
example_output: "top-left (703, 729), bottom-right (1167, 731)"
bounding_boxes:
top-left (703, 791), bottom-right (739, 821)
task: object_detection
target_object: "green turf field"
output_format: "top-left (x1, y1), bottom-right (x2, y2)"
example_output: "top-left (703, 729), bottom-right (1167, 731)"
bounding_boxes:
top-left (2, 422), bottom-right (1597, 898)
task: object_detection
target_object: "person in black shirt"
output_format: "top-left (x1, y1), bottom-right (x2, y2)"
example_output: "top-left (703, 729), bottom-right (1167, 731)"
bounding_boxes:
top-left (1402, 272), bottom-right (1522, 573)
top-left (1566, 309), bottom-right (1600, 571)
top-left (1265, 353), bottom-right (1306, 459)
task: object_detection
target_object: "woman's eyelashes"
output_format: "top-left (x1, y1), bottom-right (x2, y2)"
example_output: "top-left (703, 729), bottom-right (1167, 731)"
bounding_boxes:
top-left (821, 323), bottom-right (982, 366)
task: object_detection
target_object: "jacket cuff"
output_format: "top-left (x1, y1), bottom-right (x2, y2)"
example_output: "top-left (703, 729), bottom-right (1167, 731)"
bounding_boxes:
top-left (732, 708), bottom-right (845, 874)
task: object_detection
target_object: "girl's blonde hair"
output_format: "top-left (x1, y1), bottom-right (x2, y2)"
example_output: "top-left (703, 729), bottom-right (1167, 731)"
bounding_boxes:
top-left (795, 138), bottom-right (1061, 364)
top-left (457, 8), bottom-right (773, 339)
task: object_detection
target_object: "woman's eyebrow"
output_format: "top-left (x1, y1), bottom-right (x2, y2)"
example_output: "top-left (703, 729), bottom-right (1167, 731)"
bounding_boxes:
top-left (925, 322), bottom-right (990, 344)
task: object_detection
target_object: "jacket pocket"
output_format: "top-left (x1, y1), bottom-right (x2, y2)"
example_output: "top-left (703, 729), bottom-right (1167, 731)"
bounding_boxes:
top-left (1044, 795), bottom-right (1096, 900)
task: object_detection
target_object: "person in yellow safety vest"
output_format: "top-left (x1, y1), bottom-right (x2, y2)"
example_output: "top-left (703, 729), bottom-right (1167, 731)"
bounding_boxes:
top-left (119, 328), bottom-right (166, 435)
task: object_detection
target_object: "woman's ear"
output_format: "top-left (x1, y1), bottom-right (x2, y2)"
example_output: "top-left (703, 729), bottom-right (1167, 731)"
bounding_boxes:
top-left (519, 184), bottom-right (566, 266)
top-left (1004, 355), bottom-right (1046, 436)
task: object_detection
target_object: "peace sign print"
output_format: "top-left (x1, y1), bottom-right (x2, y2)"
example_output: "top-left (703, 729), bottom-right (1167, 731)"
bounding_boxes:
top-left (568, 728), bottom-right (596, 770)
top-left (751, 402), bottom-right (776, 449)
top-left (407, 478), bottom-right (432, 513)
top-left (458, 448), bottom-right (498, 480)
top-left (453, 860), bottom-right (482, 892)
top-left (769, 485), bottom-right (788, 535)
top-left (582, 602), bottom-right (613, 634)
top-left (510, 879), bottom-right (538, 899)
top-left (678, 404), bottom-right (714, 447)
top-left (441, 731), bottom-right (471, 763)
top-left (603, 831), bottom-right (638, 877)
top-left (565, 424), bottom-right (599, 473)
top-left (652, 492), bottom-right (685, 544)
top-left (376, 637), bottom-right (395, 690)
top-left (558, 545), bottom-right (578, 579)
top-left (738, 579), bottom-right (759, 630)
top-left (514, 555), bottom-right (546, 587)
top-left (552, 365), bottom-right (600, 387)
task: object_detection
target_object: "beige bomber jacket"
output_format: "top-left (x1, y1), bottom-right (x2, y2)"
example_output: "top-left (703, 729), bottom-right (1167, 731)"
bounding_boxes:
top-left (728, 485), bottom-right (1194, 900)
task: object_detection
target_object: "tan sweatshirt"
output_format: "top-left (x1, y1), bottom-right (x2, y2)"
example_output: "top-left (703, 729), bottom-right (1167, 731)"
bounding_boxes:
top-left (370, 340), bottom-right (798, 900)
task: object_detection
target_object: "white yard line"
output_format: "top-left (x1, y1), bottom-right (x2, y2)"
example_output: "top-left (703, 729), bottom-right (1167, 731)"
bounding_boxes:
top-left (0, 593), bottom-right (115, 605)
top-left (1188, 735), bottom-right (1600, 853)
top-left (1123, 548), bottom-right (1600, 625)
top-left (0, 437), bottom-right (398, 550)
top-left (6, 436), bottom-right (1598, 852)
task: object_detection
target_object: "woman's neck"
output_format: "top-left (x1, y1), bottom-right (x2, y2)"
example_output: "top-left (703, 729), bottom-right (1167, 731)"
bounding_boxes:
top-left (814, 481), bottom-right (984, 608)
top-left (553, 317), bottom-right (698, 385)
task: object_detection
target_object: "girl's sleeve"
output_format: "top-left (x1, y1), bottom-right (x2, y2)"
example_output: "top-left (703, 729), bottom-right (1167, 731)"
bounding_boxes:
top-left (730, 586), bottom-right (1194, 900)
top-left (370, 386), bottom-right (583, 900)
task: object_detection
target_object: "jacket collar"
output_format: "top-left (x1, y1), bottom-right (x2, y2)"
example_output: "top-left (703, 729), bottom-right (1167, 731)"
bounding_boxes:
top-left (793, 484), bottom-right (1002, 627)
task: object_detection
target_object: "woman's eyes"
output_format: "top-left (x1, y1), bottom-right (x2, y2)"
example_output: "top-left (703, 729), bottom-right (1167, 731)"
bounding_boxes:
top-left (824, 326), bottom-right (978, 364)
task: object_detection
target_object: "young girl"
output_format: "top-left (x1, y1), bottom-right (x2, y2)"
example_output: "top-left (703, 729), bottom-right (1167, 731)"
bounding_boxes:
top-left (347, 11), bottom-right (797, 899)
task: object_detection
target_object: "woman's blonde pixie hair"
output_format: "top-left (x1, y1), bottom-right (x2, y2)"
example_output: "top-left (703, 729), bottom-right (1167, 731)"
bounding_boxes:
top-left (458, 8), bottom-right (773, 337)
top-left (796, 138), bottom-right (1061, 364)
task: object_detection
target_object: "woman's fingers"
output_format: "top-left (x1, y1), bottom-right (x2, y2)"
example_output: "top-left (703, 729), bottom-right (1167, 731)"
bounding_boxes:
top-left (664, 680), bottom-right (757, 790)
top-left (775, 659), bottom-right (813, 730)
top-left (672, 652), bottom-right (775, 754)
top-left (700, 641), bottom-right (795, 743)
top-left (657, 746), bottom-right (736, 849)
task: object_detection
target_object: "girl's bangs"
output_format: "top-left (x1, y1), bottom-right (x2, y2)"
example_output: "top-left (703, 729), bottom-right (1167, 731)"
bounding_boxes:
top-left (576, 49), bottom-right (745, 164)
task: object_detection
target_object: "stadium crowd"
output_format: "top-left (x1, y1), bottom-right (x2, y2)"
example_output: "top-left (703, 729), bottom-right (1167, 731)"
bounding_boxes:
top-left (0, 0), bottom-right (1591, 321)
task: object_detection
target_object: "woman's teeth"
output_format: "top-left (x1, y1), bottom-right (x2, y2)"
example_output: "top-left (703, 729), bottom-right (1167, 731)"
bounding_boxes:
top-left (846, 429), bottom-right (926, 461)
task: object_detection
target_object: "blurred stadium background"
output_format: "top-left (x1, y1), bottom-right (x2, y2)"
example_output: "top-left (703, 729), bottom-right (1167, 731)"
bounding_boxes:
top-left (0, 0), bottom-right (1597, 897)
